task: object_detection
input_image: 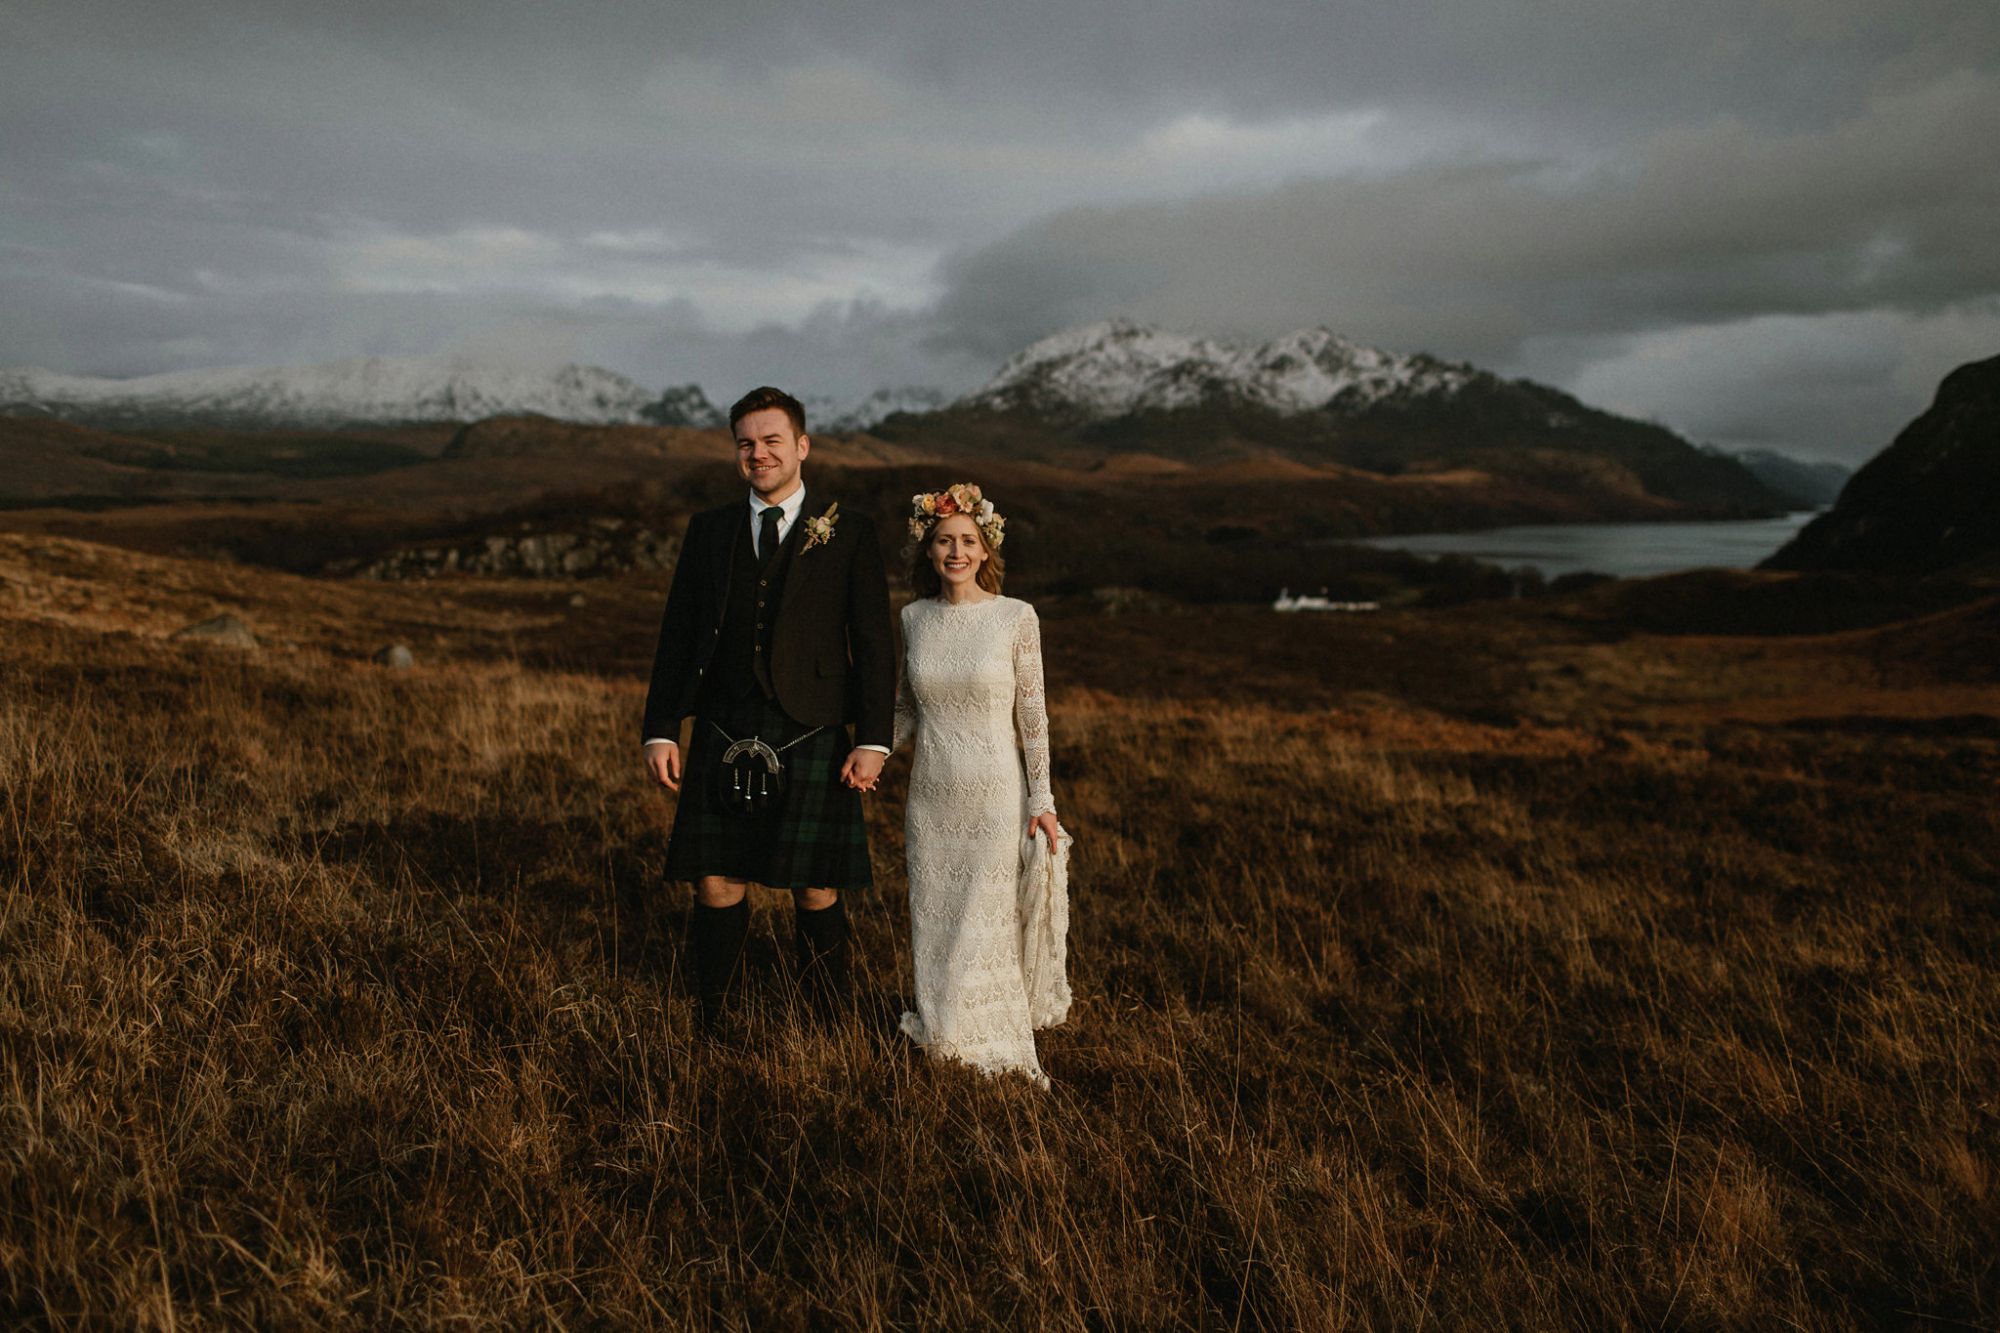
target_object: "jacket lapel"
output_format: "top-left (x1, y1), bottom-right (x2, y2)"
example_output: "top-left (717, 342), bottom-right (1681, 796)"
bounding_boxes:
top-left (773, 497), bottom-right (829, 620)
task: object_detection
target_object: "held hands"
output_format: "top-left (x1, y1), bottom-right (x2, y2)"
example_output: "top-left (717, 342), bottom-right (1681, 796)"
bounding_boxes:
top-left (840, 748), bottom-right (887, 792)
top-left (648, 742), bottom-right (884, 795)
top-left (643, 739), bottom-right (681, 792)
top-left (1028, 811), bottom-right (1060, 847)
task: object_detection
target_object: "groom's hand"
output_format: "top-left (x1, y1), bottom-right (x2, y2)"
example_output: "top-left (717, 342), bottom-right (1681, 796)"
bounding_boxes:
top-left (840, 748), bottom-right (886, 792)
top-left (644, 740), bottom-right (681, 792)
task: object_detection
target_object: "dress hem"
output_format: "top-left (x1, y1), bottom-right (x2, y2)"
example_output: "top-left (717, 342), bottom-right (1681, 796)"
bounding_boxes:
top-left (899, 1011), bottom-right (1050, 1090)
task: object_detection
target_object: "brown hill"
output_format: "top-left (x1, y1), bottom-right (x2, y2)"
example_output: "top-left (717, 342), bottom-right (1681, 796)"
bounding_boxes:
top-left (441, 415), bottom-right (717, 462)
top-left (443, 414), bottom-right (935, 468)
top-left (1, 417), bottom-right (187, 502)
top-left (1, 417), bottom-right (458, 506)
top-left (1088, 451), bottom-right (1193, 478)
top-left (876, 388), bottom-right (1784, 521)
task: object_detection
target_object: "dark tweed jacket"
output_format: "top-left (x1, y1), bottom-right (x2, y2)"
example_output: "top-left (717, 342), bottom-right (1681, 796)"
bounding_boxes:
top-left (641, 495), bottom-right (896, 750)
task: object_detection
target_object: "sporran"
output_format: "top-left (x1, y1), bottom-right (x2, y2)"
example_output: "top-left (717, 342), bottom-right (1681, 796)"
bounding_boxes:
top-left (709, 722), bottom-right (823, 816)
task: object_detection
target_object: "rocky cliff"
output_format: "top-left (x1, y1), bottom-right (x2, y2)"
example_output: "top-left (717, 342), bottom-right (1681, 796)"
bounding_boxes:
top-left (1764, 354), bottom-right (2000, 575)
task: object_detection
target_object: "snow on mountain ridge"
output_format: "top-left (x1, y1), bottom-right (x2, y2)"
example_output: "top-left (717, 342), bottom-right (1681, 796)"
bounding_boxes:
top-left (0, 355), bottom-right (946, 433)
top-left (960, 318), bottom-right (1477, 419)
top-left (0, 356), bottom-right (663, 428)
top-left (0, 321), bottom-right (1478, 435)
top-left (969, 319), bottom-right (1233, 417)
top-left (820, 385), bottom-right (950, 432)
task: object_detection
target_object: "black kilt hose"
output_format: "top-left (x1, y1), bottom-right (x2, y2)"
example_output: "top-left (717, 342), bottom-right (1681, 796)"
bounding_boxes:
top-left (665, 694), bottom-right (874, 891)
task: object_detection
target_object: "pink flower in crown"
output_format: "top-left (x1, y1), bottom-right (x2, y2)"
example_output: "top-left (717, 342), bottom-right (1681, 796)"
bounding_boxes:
top-left (907, 482), bottom-right (1007, 551)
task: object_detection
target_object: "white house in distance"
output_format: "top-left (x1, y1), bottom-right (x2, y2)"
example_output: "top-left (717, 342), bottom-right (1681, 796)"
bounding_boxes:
top-left (1273, 588), bottom-right (1380, 613)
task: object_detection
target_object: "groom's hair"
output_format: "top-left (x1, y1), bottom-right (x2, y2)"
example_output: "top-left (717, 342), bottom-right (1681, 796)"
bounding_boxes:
top-left (728, 386), bottom-right (806, 436)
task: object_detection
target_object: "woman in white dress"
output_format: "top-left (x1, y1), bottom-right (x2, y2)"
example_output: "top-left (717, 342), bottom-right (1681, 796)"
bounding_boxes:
top-left (889, 484), bottom-right (1068, 1087)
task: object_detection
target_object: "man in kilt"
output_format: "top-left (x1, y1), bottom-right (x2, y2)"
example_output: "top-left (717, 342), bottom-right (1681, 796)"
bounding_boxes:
top-left (641, 386), bottom-right (894, 1025)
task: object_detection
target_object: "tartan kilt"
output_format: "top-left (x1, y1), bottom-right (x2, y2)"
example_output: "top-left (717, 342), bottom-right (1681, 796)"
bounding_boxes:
top-left (664, 693), bottom-right (874, 891)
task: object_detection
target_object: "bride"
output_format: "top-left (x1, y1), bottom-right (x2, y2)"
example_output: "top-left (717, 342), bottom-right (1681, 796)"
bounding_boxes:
top-left (889, 483), bottom-right (1071, 1087)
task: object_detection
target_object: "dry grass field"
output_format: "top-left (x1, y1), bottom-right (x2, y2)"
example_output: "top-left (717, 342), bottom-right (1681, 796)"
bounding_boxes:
top-left (3, 530), bottom-right (1997, 1328)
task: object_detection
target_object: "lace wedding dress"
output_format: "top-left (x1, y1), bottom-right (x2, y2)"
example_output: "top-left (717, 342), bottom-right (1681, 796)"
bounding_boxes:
top-left (894, 594), bottom-right (1066, 1086)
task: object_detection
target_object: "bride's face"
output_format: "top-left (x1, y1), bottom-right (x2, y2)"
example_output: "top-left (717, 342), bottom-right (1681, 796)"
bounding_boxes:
top-left (928, 514), bottom-right (989, 589)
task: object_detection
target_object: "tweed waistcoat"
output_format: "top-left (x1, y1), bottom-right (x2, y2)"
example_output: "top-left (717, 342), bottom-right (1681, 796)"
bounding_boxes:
top-left (706, 514), bottom-right (799, 707)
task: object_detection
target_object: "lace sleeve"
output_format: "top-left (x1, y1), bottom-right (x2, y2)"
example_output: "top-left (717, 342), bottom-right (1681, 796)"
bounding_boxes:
top-left (1012, 601), bottom-right (1055, 818)
top-left (892, 610), bottom-right (917, 752)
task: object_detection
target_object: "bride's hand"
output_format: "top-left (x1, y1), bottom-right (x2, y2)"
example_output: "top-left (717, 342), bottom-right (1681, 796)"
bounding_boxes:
top-left (840, 748), bottom-right (886, 792)
top-left (1028, 811), bottom-right (1060, 846)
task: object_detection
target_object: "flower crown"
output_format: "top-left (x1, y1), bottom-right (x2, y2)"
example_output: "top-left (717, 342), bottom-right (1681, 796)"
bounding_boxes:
top-left (907, 482), bottom-right (1006, 550)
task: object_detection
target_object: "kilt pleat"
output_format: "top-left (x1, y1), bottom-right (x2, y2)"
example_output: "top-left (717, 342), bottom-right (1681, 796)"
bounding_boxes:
top-left (664, 694), bottom-right (874, 891)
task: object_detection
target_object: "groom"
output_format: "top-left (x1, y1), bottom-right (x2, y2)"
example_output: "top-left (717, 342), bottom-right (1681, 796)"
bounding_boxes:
top-left (641, 386), bottom-right (895, 1025)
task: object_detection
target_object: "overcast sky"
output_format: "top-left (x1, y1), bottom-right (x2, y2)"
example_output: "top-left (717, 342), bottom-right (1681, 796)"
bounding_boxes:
top-left (5, 0), bottom-right (1997, 461)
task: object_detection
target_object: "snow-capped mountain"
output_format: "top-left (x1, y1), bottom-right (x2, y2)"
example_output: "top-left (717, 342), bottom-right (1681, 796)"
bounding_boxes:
top-left (956, 318), bottom-right (1478, 420)
top-left (639, 383), bottom-right (724, 429)
top-left (820, 385), bottom-right (950, 433)
top-left (0, 355), bottom-right (947, 435)
top-left (0, 357), bottom-right (665, 430)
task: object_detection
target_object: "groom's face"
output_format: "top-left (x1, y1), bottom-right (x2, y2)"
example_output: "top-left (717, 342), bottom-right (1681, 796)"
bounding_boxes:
top-left (733, 407), bottom-right (810, 500)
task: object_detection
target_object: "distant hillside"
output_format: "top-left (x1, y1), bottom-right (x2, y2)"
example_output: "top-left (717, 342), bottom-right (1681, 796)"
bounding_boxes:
top-left (440, 415), bottom-right (934, 468)
top-left (8, 321), bottom-right (1796, 532)
top-left (441, 415), bottom-right (711, 462)
top-left (1764, 354), bottom-right (2000, 576)
top-left (1731, 450), bottom-right (1850, 508)
top-left (877, 320), bottom-right (1786, 521)
top-left (5, 324), bottom-right (1786, 526)
top-left (0, 418), bottom-right (183, 503)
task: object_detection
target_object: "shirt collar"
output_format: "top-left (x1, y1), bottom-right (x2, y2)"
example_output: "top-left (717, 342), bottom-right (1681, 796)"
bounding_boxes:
top-left (748, 483), bottom-right (806, 524)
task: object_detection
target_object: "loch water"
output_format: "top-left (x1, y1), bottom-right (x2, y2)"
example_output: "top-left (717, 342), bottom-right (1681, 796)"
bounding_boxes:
top-left (1347, 512), bottom-right (1821, 580)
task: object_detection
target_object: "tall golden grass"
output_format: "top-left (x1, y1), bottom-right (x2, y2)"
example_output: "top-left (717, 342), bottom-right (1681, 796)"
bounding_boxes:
top-left (2, 539), bottom-right (1997, 1328)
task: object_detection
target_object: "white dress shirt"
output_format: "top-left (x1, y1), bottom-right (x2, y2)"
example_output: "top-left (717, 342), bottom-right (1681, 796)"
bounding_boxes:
top-left (749, 481), bottom-right (808, 551)
top-left (644, 484), bottom-right (888, 755)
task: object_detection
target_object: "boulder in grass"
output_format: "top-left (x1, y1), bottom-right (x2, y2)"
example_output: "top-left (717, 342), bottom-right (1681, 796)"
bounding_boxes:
top-left (374, 643), bottom-right (415, 670)
top-left (172, 614), bottom-right (258, 649)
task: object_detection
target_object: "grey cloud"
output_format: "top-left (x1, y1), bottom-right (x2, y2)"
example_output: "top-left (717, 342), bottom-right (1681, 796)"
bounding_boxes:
top-left (166, 0), bottom-right (1992, 146)
top-left (930, 67), bottom-right (2000, 367)
top-left (0, 262), bottom-right (987, 409)
top-left (13, 0), bottom-right (1996, 266)
top-left (6, 0), bottom-right (1999, 456)
top-left (1563, 301), bottom-right (2000, 462)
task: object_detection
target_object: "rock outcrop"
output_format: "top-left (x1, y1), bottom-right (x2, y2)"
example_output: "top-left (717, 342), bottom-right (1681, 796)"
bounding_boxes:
top-left (1764, 354), bottom-right (2000, 575)
top-left (339, 517), bottom-right (679, 580)
top-left (172, 614), bottom-right (258, 648)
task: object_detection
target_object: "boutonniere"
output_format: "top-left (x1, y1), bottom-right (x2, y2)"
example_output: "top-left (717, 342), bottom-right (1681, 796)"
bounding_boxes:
top-left (801, 502), bottom-right (839, 552)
